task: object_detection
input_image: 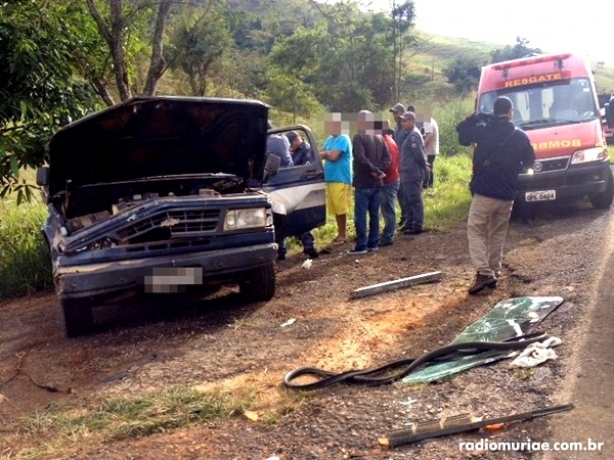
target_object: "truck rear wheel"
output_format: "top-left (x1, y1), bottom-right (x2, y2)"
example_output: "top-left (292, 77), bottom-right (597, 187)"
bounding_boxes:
top-left (60, 297), bottom-right (94, 338)
top-left (239, 262), bottom-right (276, 301)
top-left (589, 169), bottom-right (614, 209)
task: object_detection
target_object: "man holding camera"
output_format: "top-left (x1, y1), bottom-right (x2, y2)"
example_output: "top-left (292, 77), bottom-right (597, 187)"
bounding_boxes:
top-left (456, 96), bottom-right (535, 295)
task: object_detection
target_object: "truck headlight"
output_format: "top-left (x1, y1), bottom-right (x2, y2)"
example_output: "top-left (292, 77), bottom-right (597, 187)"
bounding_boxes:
top-left (571, 147), bottom-right (608, 165)
top-left (223, 208), bottom-right (268, 230)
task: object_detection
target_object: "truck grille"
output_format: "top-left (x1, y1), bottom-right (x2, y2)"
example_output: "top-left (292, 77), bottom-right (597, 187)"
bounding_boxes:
top-left (119, 209), bottom-right (221, 243)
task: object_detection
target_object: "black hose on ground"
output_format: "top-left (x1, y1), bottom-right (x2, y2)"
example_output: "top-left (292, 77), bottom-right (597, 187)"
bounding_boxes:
top-left (282, 332), bottom-right (549, 391)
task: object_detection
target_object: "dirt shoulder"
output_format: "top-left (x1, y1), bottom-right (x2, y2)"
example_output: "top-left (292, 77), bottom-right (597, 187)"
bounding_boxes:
top-left (0, 200), bottom-right (609, 460)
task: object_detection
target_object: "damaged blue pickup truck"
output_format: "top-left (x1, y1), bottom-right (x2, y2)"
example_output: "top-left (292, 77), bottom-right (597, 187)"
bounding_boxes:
top-left (36, 96), bottom-right (325, 337)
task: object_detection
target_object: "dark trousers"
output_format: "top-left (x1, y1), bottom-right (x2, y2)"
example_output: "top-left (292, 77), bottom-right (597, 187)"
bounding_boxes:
top-left (399, 178), bottom-right (424, 232)
top-left (274, 213), bottom-right (315, 258)
top-left (354, 187), bottom-right (381, 251)
top-left (423, 155), bottom-right (436, 188)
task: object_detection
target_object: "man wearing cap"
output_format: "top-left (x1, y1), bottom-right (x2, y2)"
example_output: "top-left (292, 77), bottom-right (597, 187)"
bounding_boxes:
top-left (389, 103), bottom-right (407, 147)
top-left (399, 111), bottom-right (429, 236)
top-left (456, 96), bottom-right (535, 295)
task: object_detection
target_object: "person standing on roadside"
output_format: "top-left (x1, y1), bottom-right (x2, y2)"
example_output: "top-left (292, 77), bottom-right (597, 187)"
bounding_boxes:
top-left (349, 110), bottom-right (391, 255)
top-left (390, 103), bottom-right (408, 226)
top-left (422, 116), bottom-right (440, 188)
top-left (319, 113), bottom-right (353, 245)
top-left (379, 124), bottom-right (400, 246)
top-left (399, 111), bottom-right (429, 235)
top-left (456, 96), bottom-right (535, 295)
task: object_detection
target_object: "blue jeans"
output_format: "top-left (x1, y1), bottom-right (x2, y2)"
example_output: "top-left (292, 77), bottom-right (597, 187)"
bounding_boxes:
top-left (380, 180), bottom-right (400, 243)
top-left (354, 187), bottom-right (381, 251)
top-left (399, 178), bottom-right (424, 231)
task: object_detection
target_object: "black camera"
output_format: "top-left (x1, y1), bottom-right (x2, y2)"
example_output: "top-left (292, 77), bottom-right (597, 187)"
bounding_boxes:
top-left (474, 112), bottom-right (497, 127)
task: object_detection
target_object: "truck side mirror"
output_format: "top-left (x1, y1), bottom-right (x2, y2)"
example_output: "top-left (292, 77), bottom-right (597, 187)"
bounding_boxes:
top-left (263, 154), bottom-right (281, 183)
top-left (36, 167), bottom-right (49, 186)
top-left (606, 101), bottom-right (614, 129)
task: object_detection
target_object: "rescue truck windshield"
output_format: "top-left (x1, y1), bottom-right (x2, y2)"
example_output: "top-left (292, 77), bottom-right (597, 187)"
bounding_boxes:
top-left (478, 77), bottom-right (599, 130)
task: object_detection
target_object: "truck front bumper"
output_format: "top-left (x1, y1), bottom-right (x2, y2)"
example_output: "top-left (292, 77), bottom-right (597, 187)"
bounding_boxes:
top-left (54, 243), bottom-right (276, 300)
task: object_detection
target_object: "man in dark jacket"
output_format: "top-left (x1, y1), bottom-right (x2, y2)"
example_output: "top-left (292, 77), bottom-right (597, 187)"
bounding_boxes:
top-left (277, 131), bottom-right (318, 260)
top-left (350, 110), bottom-right (391, 255)
top-left (456, 96), bottom-right (535, 294)
top-left (287, 130), bottom-right (314, 165)
top-left (399, 111), bottom-right (429, 235)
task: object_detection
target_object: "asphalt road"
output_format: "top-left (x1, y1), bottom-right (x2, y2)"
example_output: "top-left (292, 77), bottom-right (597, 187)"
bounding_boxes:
top-left (541, 207), bottom-right (614, 459)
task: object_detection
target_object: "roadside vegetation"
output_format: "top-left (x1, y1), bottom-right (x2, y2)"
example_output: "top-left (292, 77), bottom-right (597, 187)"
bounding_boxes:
top-left (3, 383), bottom-right (305, 458)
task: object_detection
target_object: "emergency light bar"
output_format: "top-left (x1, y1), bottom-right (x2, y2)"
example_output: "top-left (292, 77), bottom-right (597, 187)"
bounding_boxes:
top-left (493, 53), bottom-right (572, 71)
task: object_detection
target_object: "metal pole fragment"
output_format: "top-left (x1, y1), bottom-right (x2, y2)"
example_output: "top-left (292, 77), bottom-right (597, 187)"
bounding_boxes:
top-left (350, 271), bottom-right (443, 300)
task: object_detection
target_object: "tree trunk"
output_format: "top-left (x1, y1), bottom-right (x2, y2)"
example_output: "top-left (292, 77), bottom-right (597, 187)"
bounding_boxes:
top-left (86, 0), bottom-right (132, 101)
top-left (143, 0), bottom-right (174, 96)
top-left (91, 76), bottom-right (115, 106)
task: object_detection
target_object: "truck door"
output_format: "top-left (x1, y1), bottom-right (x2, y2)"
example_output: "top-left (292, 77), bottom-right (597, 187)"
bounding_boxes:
top-left (263, 126), bottom-right (326, 238)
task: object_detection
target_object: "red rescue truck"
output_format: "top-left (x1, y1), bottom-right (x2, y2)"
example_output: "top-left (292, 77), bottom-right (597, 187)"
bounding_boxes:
top-left (477, 53), bottom-right (614, 208)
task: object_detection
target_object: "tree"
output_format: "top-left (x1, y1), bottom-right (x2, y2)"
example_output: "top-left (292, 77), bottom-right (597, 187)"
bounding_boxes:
top-left (444, 58), bottom-right (482, 95)
top-left (0, 1), bottom-right (99, 200)
top-left (86, 0), bottom-right (175, 101)
top-left (269, 2), bottom-right (398, 112)
top-left (167, 6), bottom-right (233, 97)
top-left (491, 37), bottom-right (542, 64)
top-left (390, 0), bottom-right (415, 103)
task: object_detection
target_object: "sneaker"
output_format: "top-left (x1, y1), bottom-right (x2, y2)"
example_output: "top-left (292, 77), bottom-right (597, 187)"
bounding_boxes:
top-left (468, 273), bottom-right (497, 295)
top-left (348, 248), bottom-right (368, 255)
top-left (403, 228), bottom-right (423, 235)
top-left (303, 247), bottom-right (320, 258)
top-left (379, 239), bottom-right (393, 247)
top-left (367, 247), bottom-right (379, 252)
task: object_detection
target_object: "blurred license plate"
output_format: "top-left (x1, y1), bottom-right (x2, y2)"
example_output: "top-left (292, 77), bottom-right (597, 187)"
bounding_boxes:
top-left (525, 190), bottom-right (556, 202)
top-left (143, 267), bottom-right (203, 293)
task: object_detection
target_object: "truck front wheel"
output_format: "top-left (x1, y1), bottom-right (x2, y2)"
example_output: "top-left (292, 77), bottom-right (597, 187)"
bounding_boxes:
top-left (239, 262), bottom-right (276, 301)
top-left (60, 297), bottom-right (94, 338)
top-left (589, 169), bottom-right (614, 209)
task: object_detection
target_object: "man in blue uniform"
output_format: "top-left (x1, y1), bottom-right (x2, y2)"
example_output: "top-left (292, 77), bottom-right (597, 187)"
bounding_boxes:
top-left (399, 111), bottom-right (429, 235)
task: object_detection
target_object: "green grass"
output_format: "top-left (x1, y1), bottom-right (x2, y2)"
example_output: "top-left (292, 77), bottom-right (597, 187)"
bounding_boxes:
top-left (5, 384), bottom-right (302, 458)
top-left (0, 195), bottom-right (51, 300)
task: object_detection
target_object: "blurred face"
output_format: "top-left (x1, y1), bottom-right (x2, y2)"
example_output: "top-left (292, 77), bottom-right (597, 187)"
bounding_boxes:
top-left (290, 136), bottom-right (301, 152)
top-left (392, 110), bottom-right (403, 123)
top-left (401, 118), bottom-right (415, 131)
top-left (325, 120), bottom-right (342, 136)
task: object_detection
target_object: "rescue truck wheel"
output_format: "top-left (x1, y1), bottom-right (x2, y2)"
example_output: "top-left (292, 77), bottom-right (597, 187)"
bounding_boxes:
top-left (589, 169), bottom-right (614, 209)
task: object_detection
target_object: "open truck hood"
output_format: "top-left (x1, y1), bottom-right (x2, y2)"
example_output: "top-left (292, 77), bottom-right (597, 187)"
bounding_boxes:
top-left (48, 96), bottom-right (269, 196)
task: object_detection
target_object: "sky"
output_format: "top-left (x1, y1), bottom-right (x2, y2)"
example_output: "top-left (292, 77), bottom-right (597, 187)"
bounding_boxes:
top-left (359, 0), bottom-right (614, 63)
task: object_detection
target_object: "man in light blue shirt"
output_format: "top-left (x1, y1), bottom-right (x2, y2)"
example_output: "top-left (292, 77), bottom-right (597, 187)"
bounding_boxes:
top-left (319, 113), bottom-right (352, 245)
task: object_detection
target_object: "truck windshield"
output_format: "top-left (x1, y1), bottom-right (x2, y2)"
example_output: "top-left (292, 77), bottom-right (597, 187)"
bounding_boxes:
top-left (478, 77), bottom-right (599, 129)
